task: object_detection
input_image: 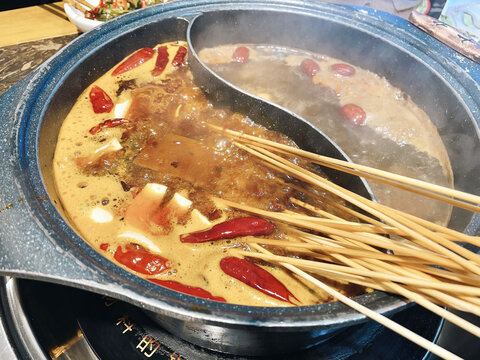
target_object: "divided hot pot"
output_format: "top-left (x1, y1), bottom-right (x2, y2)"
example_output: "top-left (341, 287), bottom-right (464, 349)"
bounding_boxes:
top-left (0, 0), bottom-right (479, 355)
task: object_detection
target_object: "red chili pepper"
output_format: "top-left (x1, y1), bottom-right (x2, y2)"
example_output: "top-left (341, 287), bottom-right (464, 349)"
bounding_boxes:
top-left (152, 46), bottom-right (169, 77)
top-left (99, 243), bottom-right (109, 251)
top-left (112, 48), bottom-right (155, 76)
top-left (232, 46), bottom-right (249, 64)
top-left (172, 46), bottom-right (187, 67)
top-left (114, 244), bottom-right (169, 275)
top-left (300, 58), bottom-right (320, 77)
top-left (220, 257), bottom-right (298, 304)
top-left (180, 217), bottom-right (275, 243)
top-left (340, 104), bottom-right (366, 125)
top-left (148, 279), bottom-right (226, 302)
top-left (331, 63), bottom-right (356, 77)
top-left (89, 118), bottom-right (129, 135)
top-left (89, 85), bottom-right (114, 113)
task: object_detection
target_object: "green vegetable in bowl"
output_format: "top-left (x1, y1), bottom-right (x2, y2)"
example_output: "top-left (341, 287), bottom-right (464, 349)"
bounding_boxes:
top-left (85, 0), bottom-right (172, 21)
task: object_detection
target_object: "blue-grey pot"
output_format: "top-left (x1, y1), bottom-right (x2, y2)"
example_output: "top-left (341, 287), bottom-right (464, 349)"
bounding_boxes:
top-left (0, 0), bottom-right (479, 356)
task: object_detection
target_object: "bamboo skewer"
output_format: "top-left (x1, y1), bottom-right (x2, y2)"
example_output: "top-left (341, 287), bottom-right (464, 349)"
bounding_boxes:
top-left (249, 244), bottom-right (462, 360)
top-left (407, 263), bottom-right (480, 286)
top-left (347, 250), bottom-right (480, 322)
top-left (251, 236), bottom-right (480, 311)
top-left (328, 235), bottom-right (480, 315)
top-left (219, 198), bottom-right (469, 273)
top-left (233, 142), bottom-right (480, 276)
top-left (289, 198), bottom-right (406, 236)
top-left (251, 218), bottom-right (480, 351)
top-left (245, 238), bottom-right (429, 263)
top-left (248, 243), bottom-right (480, 332)
top-left (209, 124), bottom-right (480, 246)
top-left (323, 248), bottom-right (480, 337)
top-left (65, 0), bottom-right (95, 11)
top-left (375, 202), bottom-right (480, 247)
top-left (238, 251), bottom-right (480, 295)
top-left (246, 236), bottom-right (458, 267)
top-left (205, 125), bottom-right (480, 356)
top-left (207, 124), bottom-right (480, 211)
top-left (327, 195), bottom-right (480, 247)
top-left (353, 258), bottom-right (480, 317)
top-left (296, 156), bottom-right (479, 213)
top-left (274, 225), bottom-right (480, 316)
top-left (65, 0), bottom-right (87, 14)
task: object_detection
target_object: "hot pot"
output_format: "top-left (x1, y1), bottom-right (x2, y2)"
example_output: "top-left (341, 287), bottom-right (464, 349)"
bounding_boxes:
top-left (0, 0), bottom-right (479, 356)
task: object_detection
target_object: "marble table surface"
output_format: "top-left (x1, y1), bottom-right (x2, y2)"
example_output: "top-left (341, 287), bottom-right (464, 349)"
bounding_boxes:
top-left (0, 34), bottom-right (78, 96)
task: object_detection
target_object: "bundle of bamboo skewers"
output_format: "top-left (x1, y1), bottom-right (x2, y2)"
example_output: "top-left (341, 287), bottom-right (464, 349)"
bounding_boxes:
top-left (208, 123), bottom-right (480, 360)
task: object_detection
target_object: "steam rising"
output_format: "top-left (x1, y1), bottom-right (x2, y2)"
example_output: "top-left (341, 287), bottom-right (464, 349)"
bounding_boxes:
top-left (189, 10), bottom-right (480, 228)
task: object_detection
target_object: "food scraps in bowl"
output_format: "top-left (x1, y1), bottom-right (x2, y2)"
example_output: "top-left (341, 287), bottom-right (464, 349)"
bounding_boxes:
top-left (64, 0), bottom-right (173, 32)
top-left (64, 0), bottom-right (101, 32)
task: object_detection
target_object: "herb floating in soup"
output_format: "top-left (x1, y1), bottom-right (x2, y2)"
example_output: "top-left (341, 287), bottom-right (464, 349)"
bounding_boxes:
top-left (53, 41), bottom-right (367, 306)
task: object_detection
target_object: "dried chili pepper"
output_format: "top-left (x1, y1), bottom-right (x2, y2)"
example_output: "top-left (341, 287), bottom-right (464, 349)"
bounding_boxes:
top-left (148, 279), bottom-right (226, 302)
top-left (152, 46), bottom-right (169, 76)
top-left (112, 47), bottom-right (155, 76)
top-left (172, 46), bottom-right (187, 67)
top-left (232, 46), bottom-right (249, 64)
top-left (89, 85), bottom-right (114, 113)
top-left (99, 243), bottom-right (109, 251)
top-left (180, 217), bottom-right (275, 243)
top-left (89, 118), bottom-right (129, 135)
top-left (114, 244), bottom-right (169, 275)
top-left (220, 257), bottom-right (298, 304)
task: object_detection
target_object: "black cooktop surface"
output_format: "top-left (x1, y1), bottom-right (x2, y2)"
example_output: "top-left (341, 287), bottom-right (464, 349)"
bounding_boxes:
top-left (11, 279), bottom-right (456, 360)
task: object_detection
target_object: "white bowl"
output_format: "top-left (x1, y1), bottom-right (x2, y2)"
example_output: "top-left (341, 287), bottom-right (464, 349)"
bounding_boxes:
top-left (64, 0), bottom-right (102, 33)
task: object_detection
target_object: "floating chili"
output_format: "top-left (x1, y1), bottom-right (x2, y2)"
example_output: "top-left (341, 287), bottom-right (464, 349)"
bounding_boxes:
top-left (114, 244), bottom-right (169, 275)
top-left (148, 279), bottom-right (226, 302)
top-left (112, 47), bottom-right (155, 76)
top-left (300, 58), bottom-right (320, 77)
top-left (180, 217), bottom-right (275, 243)
top-left (99, 243), bottom-right (109, 251)
top-left (340, 104), bottom-right (366, 126)
top-left (220, 257), bottom-right (298, 304)
top-left (89, 85), bottom-right (114, 113)
top-left (331, 63), bottom-right (356, 77)
top-left (89, 118), bottom-right (129, 135)
top-left (152, 46), bottom-right (169, 76)
top-left (232, 46), bottom-right (249, 64)
top-left (171, 46), bottom-right (187, 67)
